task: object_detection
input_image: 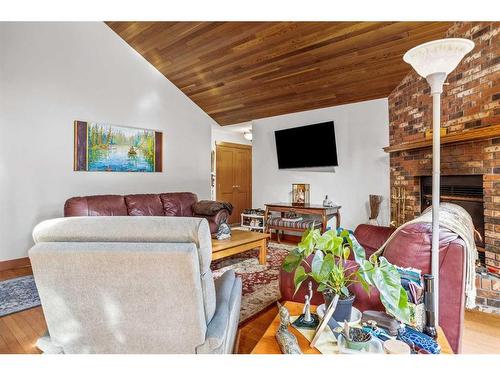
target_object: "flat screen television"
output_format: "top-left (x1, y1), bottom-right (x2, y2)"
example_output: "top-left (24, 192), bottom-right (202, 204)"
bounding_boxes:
top-left (274, 121), bottom-right (338, 169)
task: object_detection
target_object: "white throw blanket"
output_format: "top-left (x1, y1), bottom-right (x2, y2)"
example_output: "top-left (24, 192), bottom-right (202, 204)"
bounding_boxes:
top-left (374, 203), bottom-right (478, 309)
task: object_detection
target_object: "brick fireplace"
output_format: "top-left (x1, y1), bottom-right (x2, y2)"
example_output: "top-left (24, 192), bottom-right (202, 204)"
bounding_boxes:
top-left (388, 22), bottom-right (500, 313)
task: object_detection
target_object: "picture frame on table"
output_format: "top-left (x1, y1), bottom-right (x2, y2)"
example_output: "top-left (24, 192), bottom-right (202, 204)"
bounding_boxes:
top-left (292, 183), bottom-right (310, 205)
top-left (310, 294), bottom-right (339, 348)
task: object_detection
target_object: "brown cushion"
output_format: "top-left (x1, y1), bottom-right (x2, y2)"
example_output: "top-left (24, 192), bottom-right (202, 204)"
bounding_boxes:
top-left (124, 194), bottom-right (164, 216)
top-left (86, 195), bottom-right (128, 216)
top-left (160, 192), bottom-right (198, 217)
top-left (64, 196), bottom-right (89, 216)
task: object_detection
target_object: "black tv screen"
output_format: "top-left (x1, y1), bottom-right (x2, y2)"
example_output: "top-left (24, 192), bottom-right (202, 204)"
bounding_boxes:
top-left (275, 121), bottom-right (338, 169)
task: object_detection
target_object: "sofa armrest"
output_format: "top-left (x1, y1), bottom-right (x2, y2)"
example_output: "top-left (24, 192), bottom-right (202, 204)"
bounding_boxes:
top-left (438, 240), bottom-right (466, 353)
top-left (194, 209), bottom-right (231, 234)
top-left (196, 270), bottom-right (242, 354)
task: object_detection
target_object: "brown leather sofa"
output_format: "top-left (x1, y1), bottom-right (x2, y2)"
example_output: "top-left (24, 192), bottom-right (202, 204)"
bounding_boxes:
top-left (64, 192), bottom-right (231, 234)
top-left (279, 223), bottom-right (466, 353)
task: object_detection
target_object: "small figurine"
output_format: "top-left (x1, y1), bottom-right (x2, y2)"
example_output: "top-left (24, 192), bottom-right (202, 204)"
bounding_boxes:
top-left (292, 282), bottom-right (320, 330)
top-left (322, 195), bottom-right (334, 207)
top-left (216, 219), bottom-right (231, 240)
top-left (303, 294), bottom-right (312, 323)
top-left (275, 302), bottom-right (302, 354)
top-left (323, 195), bottom-right (330, 207)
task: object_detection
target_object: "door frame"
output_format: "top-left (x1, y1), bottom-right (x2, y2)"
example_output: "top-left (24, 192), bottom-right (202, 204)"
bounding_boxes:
top-left (215, 141), bottom-right (252, 223)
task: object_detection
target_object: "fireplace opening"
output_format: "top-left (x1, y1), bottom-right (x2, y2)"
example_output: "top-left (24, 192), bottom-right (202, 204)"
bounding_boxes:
top-left (420, 175), bottom-right (485, 263)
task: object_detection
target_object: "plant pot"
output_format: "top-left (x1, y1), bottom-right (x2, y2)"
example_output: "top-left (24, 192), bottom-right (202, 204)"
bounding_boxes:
top-left (322, 291), bottom-right (355, 323)
top-left (345, 329), bottom-right (372, 351)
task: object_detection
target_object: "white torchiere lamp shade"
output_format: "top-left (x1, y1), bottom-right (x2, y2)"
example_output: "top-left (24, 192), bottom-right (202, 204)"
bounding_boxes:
top-left (403, 38), bottom-right (474, 326)
top-left (404, 38), bottom-right (475, 93)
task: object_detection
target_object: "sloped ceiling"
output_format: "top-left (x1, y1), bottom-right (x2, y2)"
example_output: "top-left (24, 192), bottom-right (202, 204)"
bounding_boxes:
top-left (106, 22), bottom-right (452, 125)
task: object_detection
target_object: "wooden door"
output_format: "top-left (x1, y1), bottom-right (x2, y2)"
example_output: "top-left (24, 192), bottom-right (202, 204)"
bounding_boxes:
top-left (216, 142), bottom-right (252, 224)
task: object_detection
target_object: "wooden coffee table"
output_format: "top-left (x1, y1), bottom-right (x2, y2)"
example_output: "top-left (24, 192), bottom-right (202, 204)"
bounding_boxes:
top-left (251, 301), bottom-right (453, 354)
top-left (211, 229), bottom-right (270, 265)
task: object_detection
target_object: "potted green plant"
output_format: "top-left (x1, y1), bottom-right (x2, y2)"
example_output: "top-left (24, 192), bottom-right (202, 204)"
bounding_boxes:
top-left (282, 228), bottom-right (410, 324)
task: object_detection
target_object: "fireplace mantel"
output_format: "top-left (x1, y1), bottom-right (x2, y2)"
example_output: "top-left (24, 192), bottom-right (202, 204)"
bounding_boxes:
top-left (383, 124), bottom-right (500, 153)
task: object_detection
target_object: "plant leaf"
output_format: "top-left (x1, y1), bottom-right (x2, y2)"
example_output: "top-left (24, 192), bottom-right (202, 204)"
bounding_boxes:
top-left (373, 257), bottom-right (411, 323)
top-left (341, 286), bottom-right (350, 297)
top-left (293, 266), bottom-right (308, 295)
top-left (316, 230), bottom-right (337, 252)
top-left (311, 250), bottom-right (324, 276)
top-left (349, 235), bottom-right (367, 263)
top-left (282, 248), bottom-right (303, 273)
top-left (298, 228), bottom-right (320, 257)
top-left (319, 253), bottom-right (335, 281)
top-left (343, 245), bottom-right (350, 260)
top-left (317, 283), bottom-right (327, 292)
top-left (356, 270), bottom-right (371, 294)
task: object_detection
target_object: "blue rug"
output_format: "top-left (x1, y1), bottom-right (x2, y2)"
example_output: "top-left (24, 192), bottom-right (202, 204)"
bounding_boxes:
top-left (0, 275), bottom-right (41, 317)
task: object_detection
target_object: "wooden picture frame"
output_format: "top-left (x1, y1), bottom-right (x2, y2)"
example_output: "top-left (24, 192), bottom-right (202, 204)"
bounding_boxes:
top-left (310, 294), bottom-right (339, 348)
top-left (74, 120), bottom-right (163, 172)
top-left (292, 183), bottom-right (310, 205)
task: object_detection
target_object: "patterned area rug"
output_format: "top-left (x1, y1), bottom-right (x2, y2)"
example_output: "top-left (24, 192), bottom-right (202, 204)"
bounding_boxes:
top-left (211, 242), bottom-right (293, 323)
top-left (0, 275), bottom-right (41, 317)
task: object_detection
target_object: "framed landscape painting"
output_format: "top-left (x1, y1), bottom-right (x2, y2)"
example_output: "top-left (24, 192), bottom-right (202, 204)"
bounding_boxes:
top-left (74, 121), bottom-right (163, 172)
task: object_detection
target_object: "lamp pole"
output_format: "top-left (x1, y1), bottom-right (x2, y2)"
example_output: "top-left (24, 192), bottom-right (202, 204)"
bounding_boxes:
top-left (427, 72), bottom-right (447, 324)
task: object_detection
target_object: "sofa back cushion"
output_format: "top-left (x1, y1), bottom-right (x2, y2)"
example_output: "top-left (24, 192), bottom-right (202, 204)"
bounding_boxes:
top-left (160, 192), bottom-right (198, 217)
top-left (124, 194), bottom-right (164, 216)
top-left (64, 195), bottom-right (128, 217)
top-left (64, 192), bottom-right (199, 218)
top-left (353, 224), bottom-right (394, 257)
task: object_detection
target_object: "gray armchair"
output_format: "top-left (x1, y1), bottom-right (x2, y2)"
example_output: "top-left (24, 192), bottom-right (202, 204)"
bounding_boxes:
top-left (29, 216), bottom-right (242, 354)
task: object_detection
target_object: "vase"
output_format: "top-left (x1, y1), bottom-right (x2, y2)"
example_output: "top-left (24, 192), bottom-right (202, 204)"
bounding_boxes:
top-left (322, 290), bottom-right (355, 323)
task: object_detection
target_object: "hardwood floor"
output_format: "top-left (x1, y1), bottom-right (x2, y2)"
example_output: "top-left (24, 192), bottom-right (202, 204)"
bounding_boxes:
top-left (1, 267), bottom-right (499, 354)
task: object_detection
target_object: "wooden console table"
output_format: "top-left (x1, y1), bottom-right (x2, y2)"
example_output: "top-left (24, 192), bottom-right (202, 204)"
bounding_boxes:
top-left (264, 203), bottom-right (341, 240)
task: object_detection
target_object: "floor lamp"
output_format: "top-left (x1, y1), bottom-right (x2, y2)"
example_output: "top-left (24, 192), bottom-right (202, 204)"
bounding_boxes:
top-left (403, 38), bottom-right (474, 325)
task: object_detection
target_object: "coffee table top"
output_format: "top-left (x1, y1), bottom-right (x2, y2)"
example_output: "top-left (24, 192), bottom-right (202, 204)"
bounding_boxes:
top-left (211, 229), bottom-right (270, 252)
top-left (251, 301), bottom-right (453, 354)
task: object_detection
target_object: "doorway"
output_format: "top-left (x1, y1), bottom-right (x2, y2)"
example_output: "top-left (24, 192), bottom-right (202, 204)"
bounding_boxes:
top-left (215, 142), bottom-right (252, 225)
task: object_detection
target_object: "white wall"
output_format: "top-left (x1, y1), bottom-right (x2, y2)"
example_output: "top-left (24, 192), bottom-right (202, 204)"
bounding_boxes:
top-left (0, 22), bottom-right (215, 261)
top-left (211, 122), bottom-right (252, 147)
top-left (252, 98), bottom-right (390, 230)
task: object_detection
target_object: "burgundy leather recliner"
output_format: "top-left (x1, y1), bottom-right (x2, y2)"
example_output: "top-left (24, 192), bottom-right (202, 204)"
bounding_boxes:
top-left (279, 223), bottom-right (467, 353)
top-left (64, 192), bottom-right (230, 234)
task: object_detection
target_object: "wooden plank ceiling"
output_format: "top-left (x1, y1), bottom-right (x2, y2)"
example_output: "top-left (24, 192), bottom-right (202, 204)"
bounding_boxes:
top-left (106, 22), bottom-right (452, 125)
